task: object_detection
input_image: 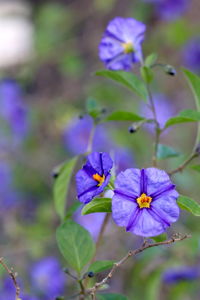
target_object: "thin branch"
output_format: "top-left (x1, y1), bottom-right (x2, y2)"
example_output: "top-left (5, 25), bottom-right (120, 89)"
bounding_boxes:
top-left (169, 153), bottom-right (198, 176)
top-left (0, 257), bottom-right (20, 299)
top-left (146, 84), bottom-right (161, 167)
top-left (95, 213), bottom-right (110, 258)
top-left (87, 234), bottom-right (190, 296)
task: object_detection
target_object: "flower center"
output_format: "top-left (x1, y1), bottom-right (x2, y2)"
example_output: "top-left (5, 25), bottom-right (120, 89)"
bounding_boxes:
top-left (92, 173), bottom-right (105, 187)
top-left (122, 41), bottom-right (134, 54)
top-left (137, 193), bottom-right (152, 209)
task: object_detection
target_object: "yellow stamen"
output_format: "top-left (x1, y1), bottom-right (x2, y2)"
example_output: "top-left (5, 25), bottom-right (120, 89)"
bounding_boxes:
top-left (122, 42), bottom-right (134, 54)
top-left (137, 193), bottom-right (152, 209)
top-left (93, 173), bottom-right (105, 187)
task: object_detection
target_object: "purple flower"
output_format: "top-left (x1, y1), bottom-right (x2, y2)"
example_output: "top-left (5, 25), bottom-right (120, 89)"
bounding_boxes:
top-left (63, 115), bottom-right (113, 155)
top-left (112, 168), bottom-right (179, 237)
top-left (0, 78), bottom-right (28, 143)
top-left (182, 37), bottom-right (200, 74)
top-left (144, 0), bottom-right (189, 21)
top-left (99, 17), bottom-right (146, 70)
top-left (162, 266), bottom-right (199, 284)
top-left (0, 161), bottom-right (18, 209)
top-left (31, 257), bottom-right (65, 299)
top-left (140, 94), bottom-right (175, 130)
top-left (76, 152), bottom-right (113, 204)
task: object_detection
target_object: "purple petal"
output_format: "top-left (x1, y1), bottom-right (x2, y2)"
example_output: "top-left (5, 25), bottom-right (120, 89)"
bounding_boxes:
top-left (145, 168), bottom-right (173, 196)
top-left (112, 193), bottom-right (138, 227)
top-left (87, 152), bottom-right (113, 176)
top-left (128, 208), bottom-right (168, 237)
top-left (115, 168), bottom-right (141, 198)
top-left (151, 191), bottom-right (180, 224)
top-left (76, 169), bottom-right (97, 203)
top-left (140, 168), bottom-right (147, 194)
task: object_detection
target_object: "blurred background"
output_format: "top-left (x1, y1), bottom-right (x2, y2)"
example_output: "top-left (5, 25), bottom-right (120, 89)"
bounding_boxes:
top-left (0, 0), bottom-right (200, 299)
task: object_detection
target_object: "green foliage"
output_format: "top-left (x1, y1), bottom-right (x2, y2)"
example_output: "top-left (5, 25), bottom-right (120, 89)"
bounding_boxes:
top-left (104, 111), bottom-right (145, 122)
top-left (97, 294), bottom-right (128, 300)
top-left (156, 144), bottom-right (180, 160)
top-left (164, 109), bottom-right (200, 128)
top-left (178, 195), bottom-right (200, 216)
top-left (64, 202), bottom-right (82, 220)
top-left (190, 164), bottom-right (200, 172)
top-left (183, 69), bottom-right (200, 143)
top-left (150, 233), bottom-right (167, 242)
top-left (54, 157), bottom-right (78, 219)
top-left (140, 66), bottom-right (154, 83)
top-left (95, 70), bottom-right (148, 100)
top-left (82, 198), bottom-right (112, 215)
top-left (144, 53), bottom-right (158, 67)
top-left (56, 220), bottom-right (95, 274)
top-left (88, 260), bottom-right (115, 274)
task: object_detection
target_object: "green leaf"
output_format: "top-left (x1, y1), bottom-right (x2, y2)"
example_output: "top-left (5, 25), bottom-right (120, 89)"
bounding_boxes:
top-left (156, 144), bottom-right (180, 160)
top-left (140, 66), bottom-right (154, 83)
top-left (183, 69), bottom-right (200, 143)
top-left (145, 53), bottom-right (158, 67)
top-left (81, 198), bottom-right (112, 215)
top-left (164, 109), bottom-right (200, 128)
top-left (95, 70), bottom-right (148, 101)
top-left (150, 233), bottom-right (167, 242)
top-left (64, 201), bottom-right (82, 220)
top-left (104, 111), bottom-right (145, 122)
top-left (88, 260), bottom-right (115, 274)
top-left (97, 294), bottom-right (128, 300)
top-left (190, 164), bottom-right (200, 172)
top-left (56, 220), bottom-right (95, 273)
top-left (53, 157), bottom-right (78, 219)
top-left (178, 195), bottom-right (200, 216)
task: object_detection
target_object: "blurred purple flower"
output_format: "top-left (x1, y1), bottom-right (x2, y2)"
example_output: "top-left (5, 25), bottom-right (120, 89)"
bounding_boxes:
top-left (76, 152), bottom-right (113, 204)
top-left (112, 168), bottom-right (179, 237)
top-left (140, 94), bottom-right (175, 130)
top-left (31, 257), bottom-right (65, 299)
top-left (63, 115), bottom-right (113, 155)
top-left (144, 0), bottom-right (189, 21)
top-left (162, 266), bottom-right (199, 284)
top-left (64, 116), bottom-right (134, 171)
top-left (99, 17), bottom-right (146, 70)
top-left (0, 277), bottom-right (15, 300)
top-left (0, 161), bottom-right (18, 209)
top-left (75, 209), bottom-right (106, 241)
top-left (182, 37), bottom-right (200, 74)
top-left (0, 78), bottom-right (28, 143)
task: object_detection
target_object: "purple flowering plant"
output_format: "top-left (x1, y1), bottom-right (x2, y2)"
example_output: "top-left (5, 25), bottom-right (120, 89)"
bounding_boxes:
top-left (7, 15), bottom-right (200, 300)
top-left (50, 16), bottom-right (200, 300)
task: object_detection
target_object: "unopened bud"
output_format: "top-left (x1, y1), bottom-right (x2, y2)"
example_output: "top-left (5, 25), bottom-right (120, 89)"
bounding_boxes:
top-left (128, 126), bottom-right (137, 133)
top-left (87, 271), bottom-right (95, 278)
top-left (164, 65), bottom-right (176, 76)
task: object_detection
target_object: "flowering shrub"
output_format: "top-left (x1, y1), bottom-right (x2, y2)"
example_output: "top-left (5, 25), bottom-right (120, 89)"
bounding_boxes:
top-left (3, 8), bottom-right (200, 300)
top-left (50, 15), bottom-right (200, 300)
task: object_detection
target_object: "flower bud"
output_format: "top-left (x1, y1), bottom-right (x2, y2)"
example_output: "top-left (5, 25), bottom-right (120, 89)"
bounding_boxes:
top-left (164, 65), bottom-right (176, 76)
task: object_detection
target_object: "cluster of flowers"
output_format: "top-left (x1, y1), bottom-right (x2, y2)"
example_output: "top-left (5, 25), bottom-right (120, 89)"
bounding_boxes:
top-left (76, 152), bottom-right (180, 237)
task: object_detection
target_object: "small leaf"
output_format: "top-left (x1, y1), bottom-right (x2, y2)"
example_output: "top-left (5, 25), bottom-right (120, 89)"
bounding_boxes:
top-left (165, 109), bottom-right (200, 128)
top-left (156, 144), bottom-right (180, 160)
top-left (88, 260), bottom-right (115, 274)
top-left (150, 233), bottom-right (167, 242)
top-left (97, 294), bottom-right (128, 300)
top-left (140, 66), bottom-right (154, 83)
top-left (53, 157), bottom-right (78, 219)
top-left (104, 111), bottom-right (145, 122)
top-left (81, 198), bottom-right (112, 215)
top-left (95, 70), bottom-right (148, 101)
top-left (145, 53), bottom-right (158, 67)
top-left (56, 220), bottom-right (95, 273)
top-left (190, 164), bottom-right (200, 172)
top-left (178, 195), bottom-right (200, 216)
top-left (64, 201), bottom-right (82, 220)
